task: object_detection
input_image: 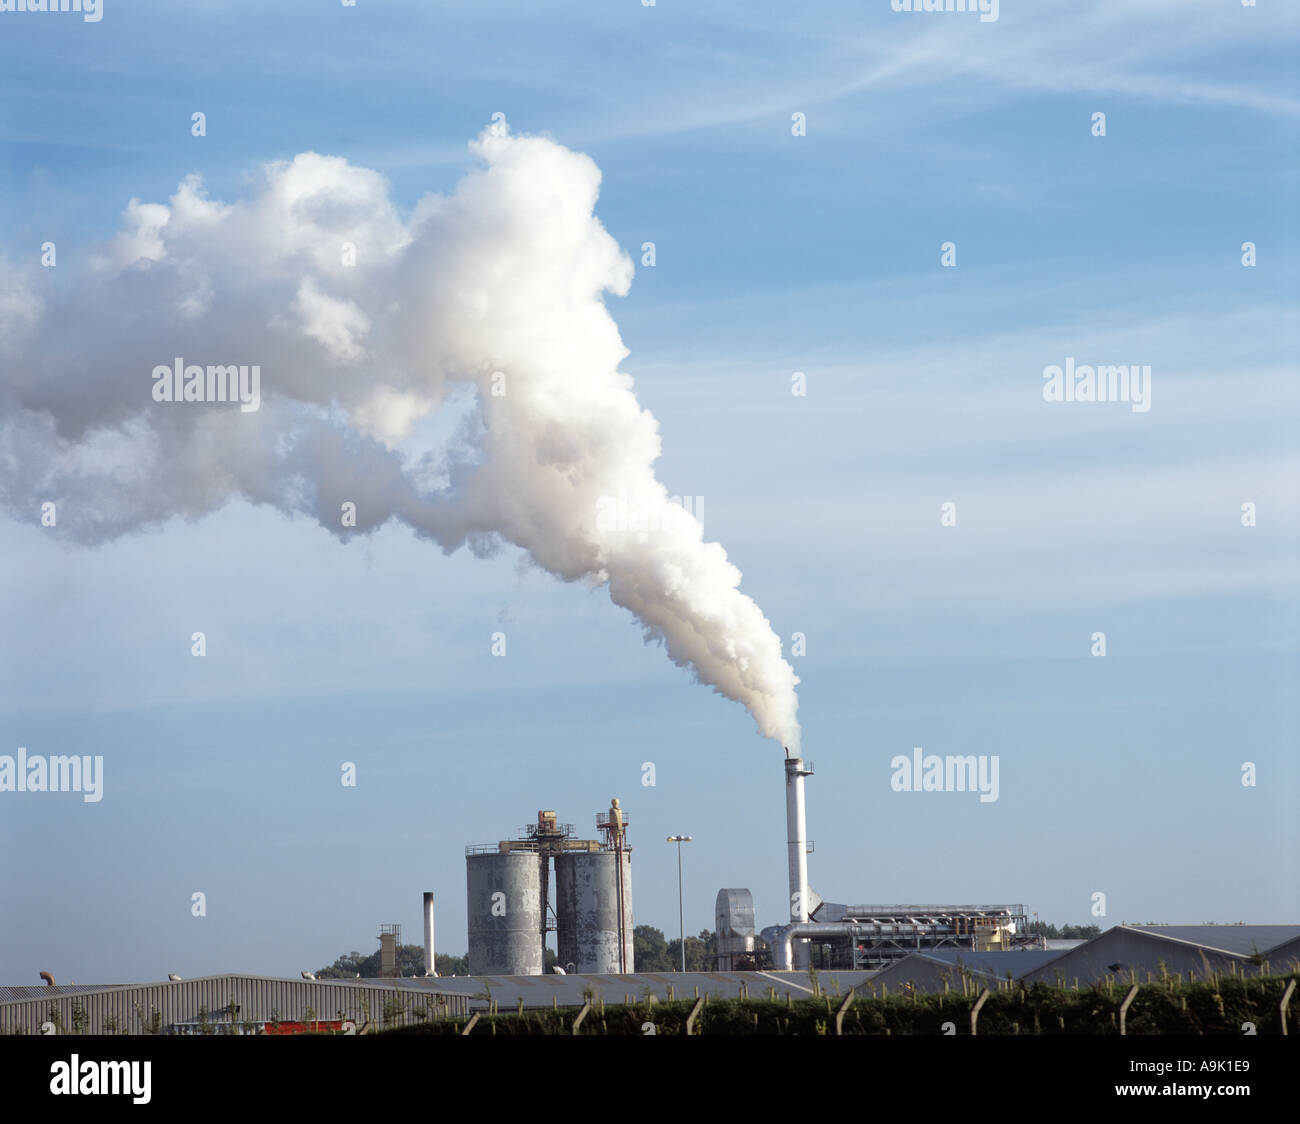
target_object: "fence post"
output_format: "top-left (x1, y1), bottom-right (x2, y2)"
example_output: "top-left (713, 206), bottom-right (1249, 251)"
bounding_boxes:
top-left (572, 1000), bottom-right (592, 1035)
top-left (970, 989), bottom-right (990, 1036)
top-left (685, 997), bottom-right (705, 1036)
top-left (460, 1012), bottom-right (479, 1036)
top-left (1281, 980), bottom-right (1296, 1036)
top-left (1119, 984), bottom-right (1140, 1036)
top-left (835, 989), bottom-right (856, 1036)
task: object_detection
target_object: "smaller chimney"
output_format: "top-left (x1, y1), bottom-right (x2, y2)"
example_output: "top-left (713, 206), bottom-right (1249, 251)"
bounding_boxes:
top-left (423, 892), bottom-right (437, 977)
top-left (378, 926), bottom-right (399, 978)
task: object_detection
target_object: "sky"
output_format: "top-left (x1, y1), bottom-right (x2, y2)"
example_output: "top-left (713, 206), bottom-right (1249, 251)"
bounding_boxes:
top-left (0, 0), bottom-right (1297, 985)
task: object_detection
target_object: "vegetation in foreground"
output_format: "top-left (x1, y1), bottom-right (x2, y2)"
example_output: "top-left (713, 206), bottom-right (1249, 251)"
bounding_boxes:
top-left (378, 970), bottom-right (1300, 1036)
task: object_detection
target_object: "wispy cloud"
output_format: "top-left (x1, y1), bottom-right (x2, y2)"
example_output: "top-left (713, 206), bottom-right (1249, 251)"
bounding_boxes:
top-left (600, 0), bottom-right (1300, 139)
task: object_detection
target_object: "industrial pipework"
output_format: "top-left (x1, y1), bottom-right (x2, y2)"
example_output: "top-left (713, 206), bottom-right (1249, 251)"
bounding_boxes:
top-left (771, 921), bottom-right (860, 971)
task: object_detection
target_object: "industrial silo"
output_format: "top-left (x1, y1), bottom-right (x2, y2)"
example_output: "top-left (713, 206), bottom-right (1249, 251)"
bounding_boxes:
top-left (466, 850), bottom-right (544, 975)
top-left (555, 850), bottom-right (634, 974)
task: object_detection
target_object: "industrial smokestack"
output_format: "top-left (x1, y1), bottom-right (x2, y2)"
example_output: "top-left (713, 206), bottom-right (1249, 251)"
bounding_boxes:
top-left (423, 892), bottom-right (437, 977)
top-left (784, 752), bottom-right (812, 969)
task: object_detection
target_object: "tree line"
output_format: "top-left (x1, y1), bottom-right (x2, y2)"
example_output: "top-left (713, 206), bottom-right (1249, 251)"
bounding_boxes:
top-left (315, 921), bottom-right (1098, 978)
top-left (314, 926), bottom-right (715, 978)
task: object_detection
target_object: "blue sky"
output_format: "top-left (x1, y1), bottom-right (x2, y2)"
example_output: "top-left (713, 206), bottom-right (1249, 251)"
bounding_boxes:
top-left (1, 0), bottom-right (1297, 983)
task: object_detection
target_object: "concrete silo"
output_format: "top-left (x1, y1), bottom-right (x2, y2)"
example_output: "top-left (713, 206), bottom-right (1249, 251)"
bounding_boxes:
top-left (466, 803), bottom-right (634, 976)
top-left (465, 850), bottom-right (544, 975)
top-left (555, 849), bottom-right (634, 974)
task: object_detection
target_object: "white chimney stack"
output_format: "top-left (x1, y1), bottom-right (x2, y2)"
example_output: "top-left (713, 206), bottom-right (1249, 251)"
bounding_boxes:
top-left (784, 753), bottom-right (812, 969)
top-left (423, 891), bottom-right (437, 976)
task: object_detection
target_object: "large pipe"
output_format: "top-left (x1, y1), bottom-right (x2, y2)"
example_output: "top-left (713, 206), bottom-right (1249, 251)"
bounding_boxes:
top-left (784, 753), bottom-right (812, 968)
top-left (771, 922), bottom-right (861, 971)
top-left (423, 891), bottom-right (437, 977)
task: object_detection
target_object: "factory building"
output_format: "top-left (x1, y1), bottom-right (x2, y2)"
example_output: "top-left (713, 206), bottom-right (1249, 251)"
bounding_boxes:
top-left (1265, 934), bottom-right (1300, 974)
top-left (767, 752), bottom-right (1047, 972)
top-left (0, 975), bottom-right (471, 1036)
top-left (1019, 924), bottom-right (1300, 987)
top-left (867, 948), bottom-right (1068, 994)
top-left (467, 802), bottom-right (633, 976)
top-left (3, 971), bottom-right (885, 1032)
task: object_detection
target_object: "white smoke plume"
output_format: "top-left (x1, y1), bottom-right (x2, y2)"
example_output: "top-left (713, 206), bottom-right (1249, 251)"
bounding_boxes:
top-left (0, 128), bottom-right (800, 749)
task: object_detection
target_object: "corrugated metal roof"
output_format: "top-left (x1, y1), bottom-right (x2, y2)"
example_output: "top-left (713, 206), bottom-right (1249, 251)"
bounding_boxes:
top-left (0, 983), bottom-right (132, 1003)
top-left (349, 970), bottom-right (878, 1009)
top-left (1, 969), bottom-right (893, 1028)
top-left (0, 975), bottom-right (470, 1035)
top-left (1265, 936), bottom-right (1300, 971)
top-left (1018, 925), bottom-right (1296, 987)
top-left (868, 949), bottom-right (1067, 993)
top-left (905, 949), bottom-right (1068, 975)
top-left (1125, 924), bottom-right (1300, 956)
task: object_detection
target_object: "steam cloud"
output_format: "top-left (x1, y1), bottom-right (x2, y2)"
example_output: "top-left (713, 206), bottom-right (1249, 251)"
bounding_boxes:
top-left (0, 128), bottom-right (800, 748)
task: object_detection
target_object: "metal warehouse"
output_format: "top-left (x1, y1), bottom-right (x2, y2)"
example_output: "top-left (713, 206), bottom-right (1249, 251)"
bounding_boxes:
top-left (867, 948), bottom-right (1068, 995)
top-left (0, 975), bottom-right (470, 1035)
top-left (1265, 935), bottom-right (1300, 973)
top-left (1019, 924), bottom-right (1300, 987)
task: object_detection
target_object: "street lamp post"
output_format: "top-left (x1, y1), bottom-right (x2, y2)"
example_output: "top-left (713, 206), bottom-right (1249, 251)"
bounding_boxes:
top-left (666, 835), bottom-right (693, 972)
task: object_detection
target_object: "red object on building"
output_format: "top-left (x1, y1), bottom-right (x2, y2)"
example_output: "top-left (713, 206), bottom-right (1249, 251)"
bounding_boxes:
top-left (261, 1019), bottom-right (349, 1035)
